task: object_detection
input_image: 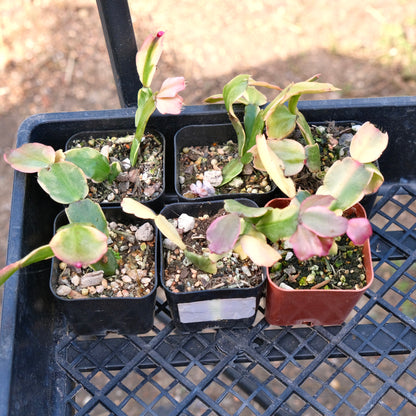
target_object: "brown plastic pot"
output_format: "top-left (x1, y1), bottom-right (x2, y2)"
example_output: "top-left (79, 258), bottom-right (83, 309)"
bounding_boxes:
top-left (264, 198), bottom-right (373, 326)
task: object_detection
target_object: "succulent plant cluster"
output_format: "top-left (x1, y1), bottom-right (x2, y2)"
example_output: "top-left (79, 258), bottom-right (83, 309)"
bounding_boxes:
top-left (0, 31), bottom-right (388, 287)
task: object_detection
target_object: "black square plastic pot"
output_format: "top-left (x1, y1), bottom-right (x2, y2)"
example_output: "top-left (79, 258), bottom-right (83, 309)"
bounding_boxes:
top-left (50, 207), bottom-right (158, 335)
top-left (66, 128), bottom-right (166, 211)
top-left (174, 123), bottom-right (277, 205)
top-left (159, 199), bottom-right (266, 332)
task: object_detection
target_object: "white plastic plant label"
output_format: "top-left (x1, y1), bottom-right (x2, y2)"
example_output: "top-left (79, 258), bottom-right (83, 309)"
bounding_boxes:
top-left (177, 297), bottom-right (256, 323)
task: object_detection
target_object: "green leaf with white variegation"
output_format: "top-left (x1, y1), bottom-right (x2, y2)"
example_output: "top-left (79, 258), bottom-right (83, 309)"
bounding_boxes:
top-left (266, 105), bottom-right (297, 140)
top-left (136, 32), bottom-right (164, 88)
top-left (37, 161), bottom-right (88, 204)
top-left (223, 74), bottom-right (250, 112)
top-left (267, 139), bottom-right (305, 176)
top-left (223, 74), bottom-right (250, 155)
top-left (131, 87), bottom-right (156, 166)
top-left (244, 85), bottom-right (267, 106)
top-left (4, 143), bottom-right (56, 173)
top-left (204, 93), bottom-right (224, 104)
top-left (317, 158), bottom-right (373, 211)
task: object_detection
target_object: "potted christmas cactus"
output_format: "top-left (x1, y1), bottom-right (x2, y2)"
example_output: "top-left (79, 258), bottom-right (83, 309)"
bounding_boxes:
top-left (175, 74), bottom-right (339, 203)
top-left (156, 119), bottom-right (387, 328)
top-left (121, 198), bottom-right (279, 331)
top-left (0, 139), bottom-right (159, 335)
top-left (254, 120), bottom-right (388, 326)
top-left (65, 30), bottom-right (185, 208)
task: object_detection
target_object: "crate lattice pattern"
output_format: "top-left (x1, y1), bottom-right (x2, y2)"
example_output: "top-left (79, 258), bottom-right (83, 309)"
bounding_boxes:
top-left (55, 184), bottom-right (416, 415)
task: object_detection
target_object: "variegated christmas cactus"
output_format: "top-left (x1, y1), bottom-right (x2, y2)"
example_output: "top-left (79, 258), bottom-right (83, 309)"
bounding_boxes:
top-left (0, 200), bottom-right (110, 286)
top-left (0, 31), bottom-right (186, 286)
top-left (131, 31), bottom-right (186, 166)
top-left (204, 74), bottom-right (339, 187)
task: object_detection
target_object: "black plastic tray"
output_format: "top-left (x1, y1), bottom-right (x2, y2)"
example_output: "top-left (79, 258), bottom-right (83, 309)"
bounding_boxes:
top-left (1, 98), bottom-right (416, 415)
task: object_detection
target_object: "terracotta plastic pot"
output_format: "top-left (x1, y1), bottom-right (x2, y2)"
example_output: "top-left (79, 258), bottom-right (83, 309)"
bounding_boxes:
top-left (264, 198), bottom-right (374, 326)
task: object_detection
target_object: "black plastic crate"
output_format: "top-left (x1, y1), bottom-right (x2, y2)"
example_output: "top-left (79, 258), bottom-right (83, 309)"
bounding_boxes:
top-left (1, 98), bottom-right (416, 415)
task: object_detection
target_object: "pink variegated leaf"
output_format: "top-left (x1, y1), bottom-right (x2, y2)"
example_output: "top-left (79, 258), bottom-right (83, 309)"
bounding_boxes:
top-left (207, 214), bottom-right (241, 254)
top-left (299, 194), bottom-right (335, 213)
top-left (301, 206), bottom-right (348, 238)
top-left (136, 31), bottom-right (164, 87)
top-left (155, 77), bottom-right (186, 114)
top-left (346, 217), bottom-right (372, 245)
top-left (289, 225), bottom-right (334, 261)
top-left (239, 235), bottom-right (281, 266)
top-left (4, 143), bottom-right (56, 173)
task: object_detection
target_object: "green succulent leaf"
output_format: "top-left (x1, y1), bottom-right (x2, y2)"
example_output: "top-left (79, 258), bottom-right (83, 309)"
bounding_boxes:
top-left (107, 161), bottom-right (122, 183)
top-left (131, 87), bottom-right (156, 166)
top-left (296, 110), bottom-right (315, 146)
top-left (65, 147), bottom-right (110, 182)
top-left (50, 223), bottom-right (108, 267)
top-left (37, 161), bottom-right (88, 204)
top-left (244, 85), bottom-right (267, 106)
top-left (223, 74), bottom-right (250, 112)
top-left (91, 248), bottom-right (118, 277)
top-left (184, 250), bottom-right (217, 274)
top-left (224, 199), bottom-right (270, 218)
top-left (204, 93), bottom-right (224, 104)
top-left (244, 104), bottom-right (265, 153)
top-left (266, 105), bottom-right (297, 140)
top-left (220, 158), bottom-right (244, 186)
top-left (0, 245), bottom-right (54, 286)
top-left (305, 143), bottom-right (321, 172)
top-left (66, 200), bottom-right (108, 236)
top-left (223, 74), bottom-right (250, 156)
top-left (255, 204), bottom-right (299, 241)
